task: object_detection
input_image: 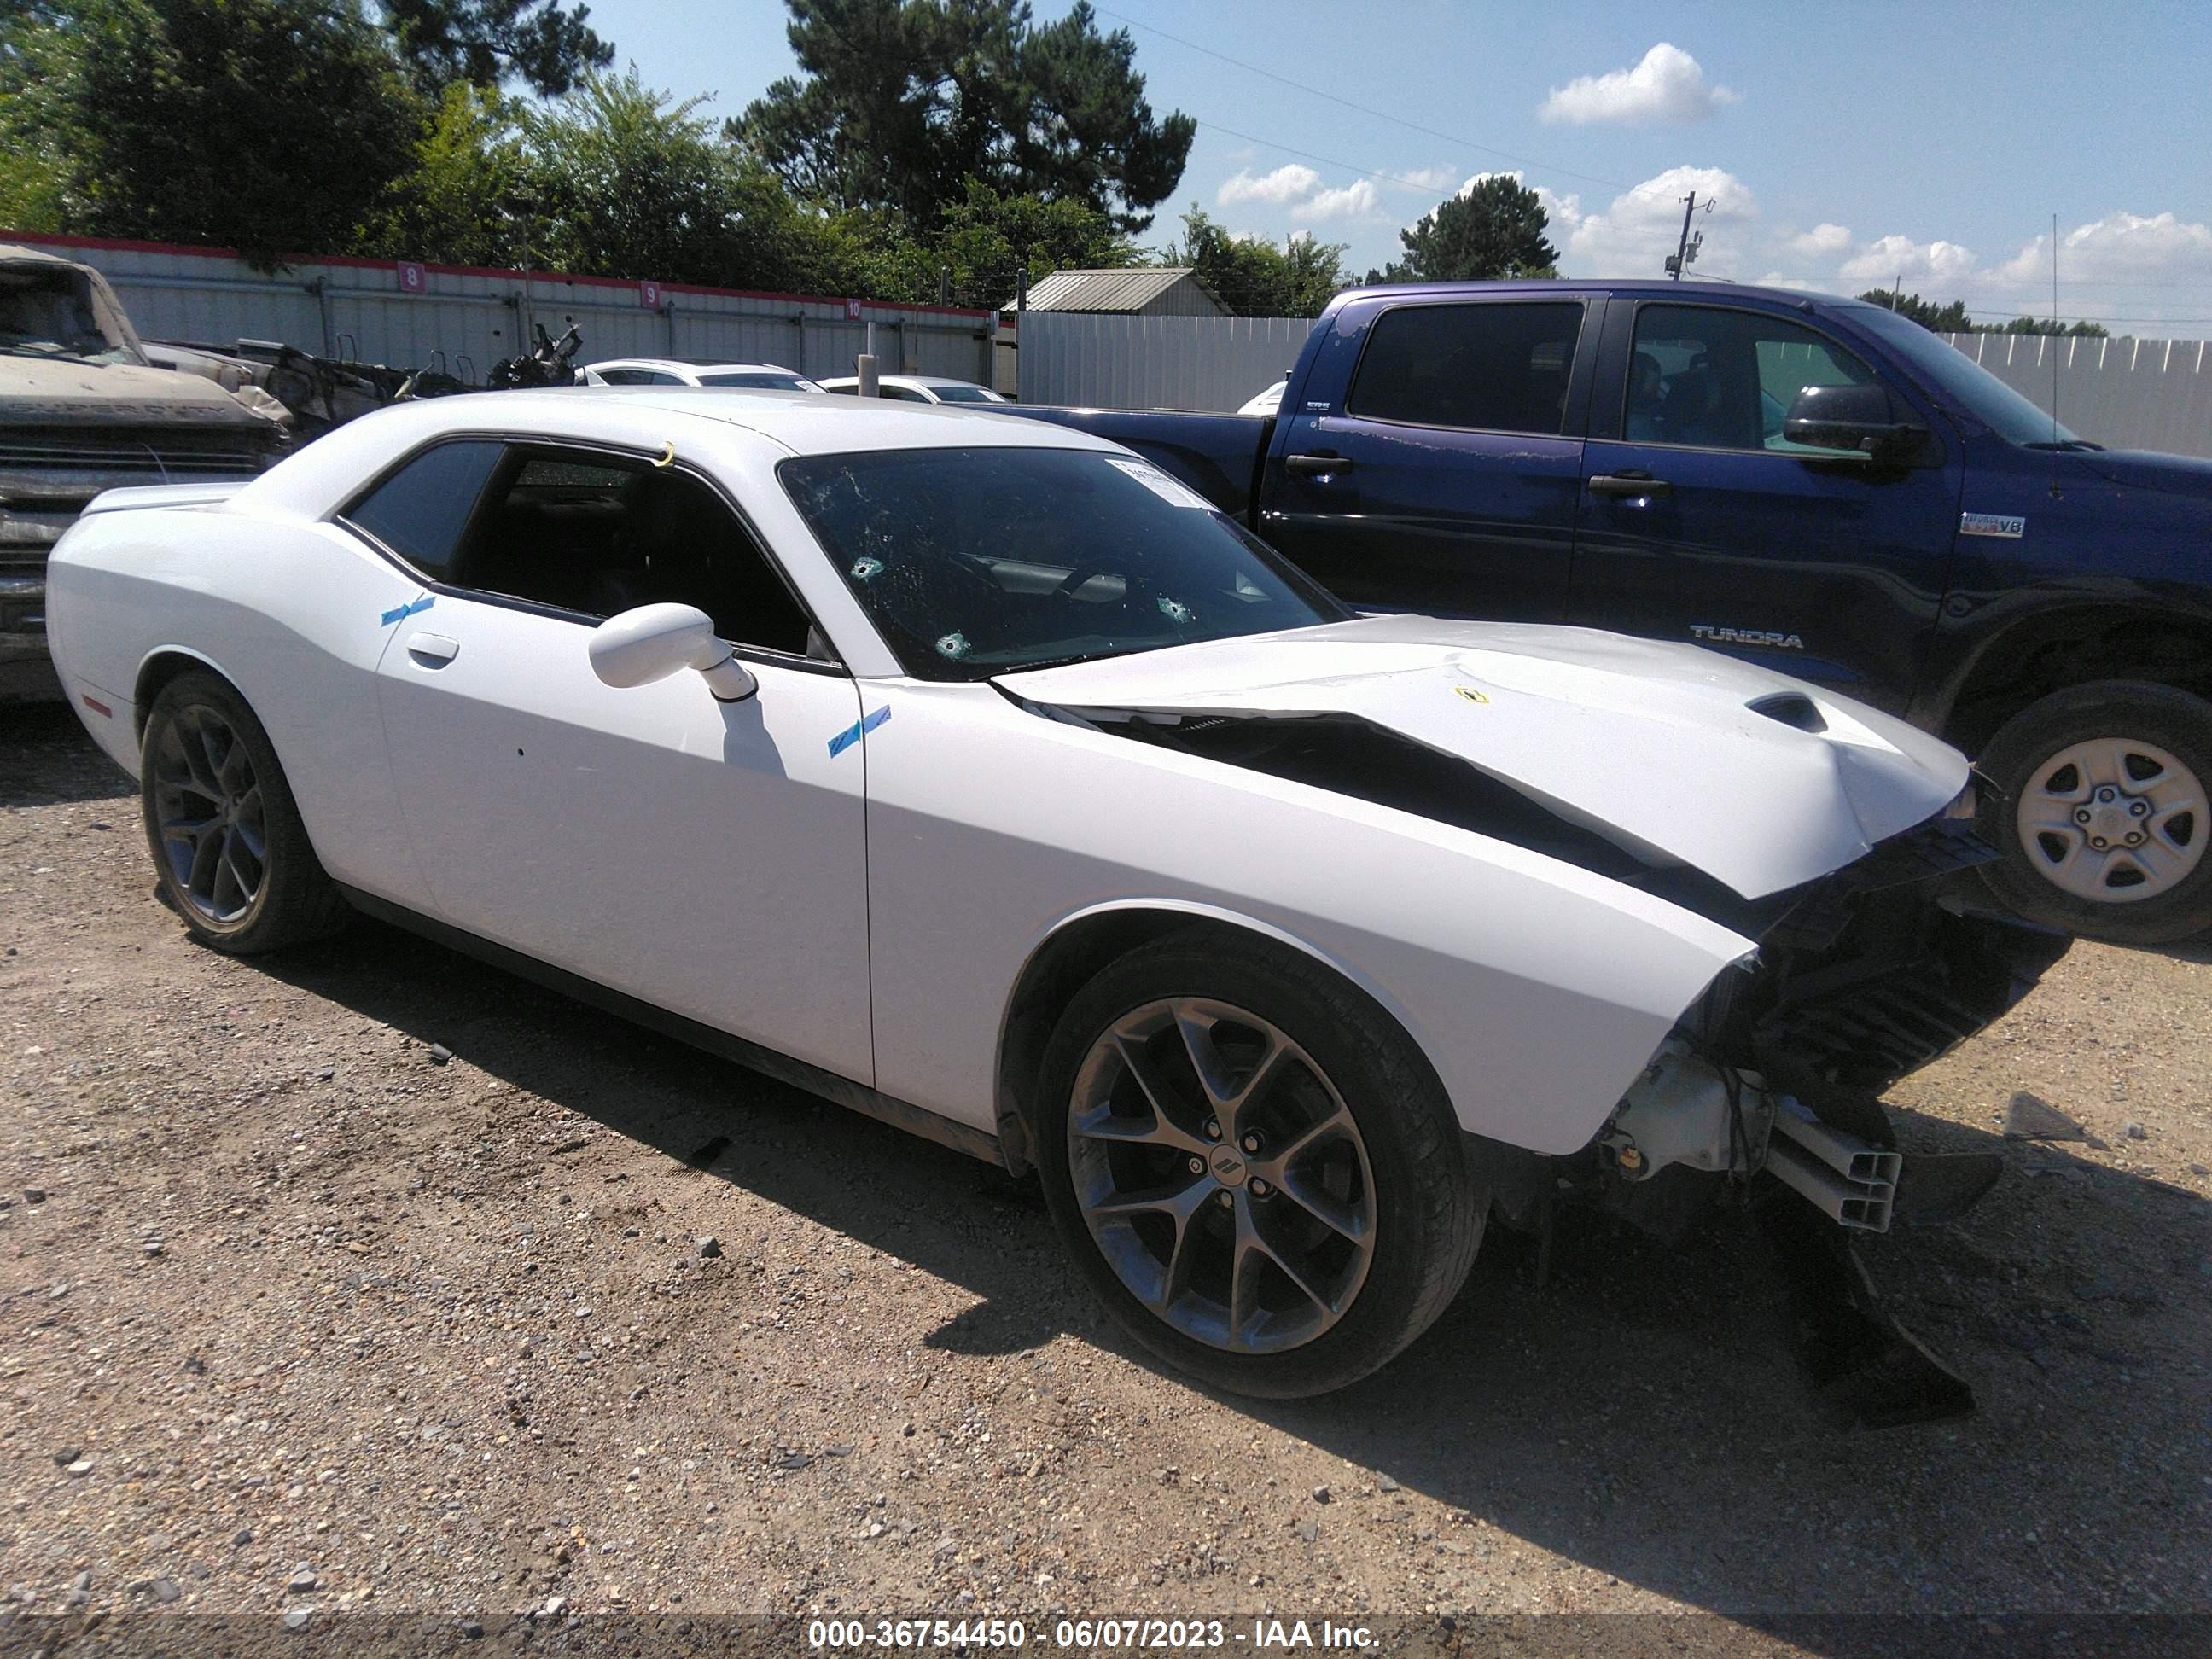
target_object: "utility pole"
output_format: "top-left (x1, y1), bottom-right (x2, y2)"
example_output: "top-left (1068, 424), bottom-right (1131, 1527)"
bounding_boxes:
top-left (1665, 192), bottom-right (1710, 279)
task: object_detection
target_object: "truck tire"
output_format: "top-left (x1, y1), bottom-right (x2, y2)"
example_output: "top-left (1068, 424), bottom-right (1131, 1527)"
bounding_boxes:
top-left (1976, 680), bottom-right (2212, 946)
top-left (1033, 929), bottom-right (1482, 1397)
top-left (140, 672), bottom-right (352, 953)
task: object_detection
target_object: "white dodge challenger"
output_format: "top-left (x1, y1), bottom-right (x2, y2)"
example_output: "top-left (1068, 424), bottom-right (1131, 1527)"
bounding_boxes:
top-left (45, 389), bottom-right (2062, 1397)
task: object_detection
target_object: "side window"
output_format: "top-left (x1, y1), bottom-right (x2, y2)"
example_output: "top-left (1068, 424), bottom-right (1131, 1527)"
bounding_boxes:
top-left (341, 440), bottom-right (504, 580)
top-left (882, 385), bottom-right (929, 402)
top-left (1346, 302), bottom-right (1585, 434)
top-left (648, 372), bottom-right (686, 385)
top-left (447, 445), bottom-right (821, 659)
top-left (596, 369), bottom-right (648, 385)
top-left (1627, 305), bottom-right (1884, 452)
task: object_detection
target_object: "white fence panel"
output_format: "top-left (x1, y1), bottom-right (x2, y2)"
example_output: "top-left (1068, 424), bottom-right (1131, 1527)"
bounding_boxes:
top-left (7, 236), bottom-right (998, 387)
top-left (1017, 312), bottom-right (1311, 410)
top-left (1938, 331), bottom-right (2212, 459)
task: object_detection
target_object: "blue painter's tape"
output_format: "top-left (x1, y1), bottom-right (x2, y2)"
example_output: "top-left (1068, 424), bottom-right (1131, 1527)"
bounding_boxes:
top-left (380, 595), bottom-right (435, 626)
top-left (826, 703), bottom-right (891, 758)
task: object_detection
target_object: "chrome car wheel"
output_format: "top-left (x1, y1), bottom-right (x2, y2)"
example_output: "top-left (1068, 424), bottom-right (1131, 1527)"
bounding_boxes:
top-left (1066, 997), bottom-right (1376, 1354)
top-left (149, 702), bottom-right (267, 926)
top-left (2014, 735), bottom-right (2207, 904)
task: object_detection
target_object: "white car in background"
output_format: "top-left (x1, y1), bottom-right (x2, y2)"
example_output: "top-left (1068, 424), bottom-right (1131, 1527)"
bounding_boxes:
top-left (819, 374), bottom-right (1007, 405)
top-left (44, 390), bottom-right (2060, 1397)
top-left (1238, 378), bottom-right (1288, 416)
top-left (585, 358), bottom-right (824, 392)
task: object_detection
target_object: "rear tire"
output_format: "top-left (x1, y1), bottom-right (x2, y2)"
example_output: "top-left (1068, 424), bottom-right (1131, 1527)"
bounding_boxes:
top-left (140, 672), bottom-right (350, 954)
top-left (1033, 930), bottom-right (1481, 1398)
top-left (1976, 680), bottom-right (2212, 946)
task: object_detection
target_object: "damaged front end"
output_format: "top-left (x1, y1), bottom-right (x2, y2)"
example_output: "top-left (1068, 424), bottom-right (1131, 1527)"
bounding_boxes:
top-left (1557, 818), bottom-right (2068, 1426)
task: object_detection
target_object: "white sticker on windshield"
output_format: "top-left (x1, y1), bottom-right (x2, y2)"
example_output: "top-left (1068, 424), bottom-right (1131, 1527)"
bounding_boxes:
top-left (1105, 456), bottom-right (1211, 510)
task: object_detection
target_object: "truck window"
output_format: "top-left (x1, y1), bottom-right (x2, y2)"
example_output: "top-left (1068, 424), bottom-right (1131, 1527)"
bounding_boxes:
top-left (1627, 305), bottom-right (1884, 453)
top-left (1347, 303), bottom-right (1585, 435)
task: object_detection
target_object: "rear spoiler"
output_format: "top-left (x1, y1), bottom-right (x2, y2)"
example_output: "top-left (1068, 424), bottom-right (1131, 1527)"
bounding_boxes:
top-left (80, 480), bottom-right (254, 517)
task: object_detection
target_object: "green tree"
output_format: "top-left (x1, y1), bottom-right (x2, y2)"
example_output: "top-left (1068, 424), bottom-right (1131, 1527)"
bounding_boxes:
top-left (1855, 288), bottom-right (1976, 332)
top-left (1997, 314), bottom-right (2109, 338)
top-left (379, 0), bottom-right (612, 97)
top-left (931, 178), bottom-right (1139, 307)
top-left (514, 67), bottom-right (747, 282)
top-left (737, 0), bottom-right (1192, 232)
top-left (6, 0), bottom-right (424, 265)
top-left (1161, 207), bottom-right (1347, 317)
top-left (1367, 175), bottom-right (1557, 283)
top-left (361, 80), bottom-right (528, 266)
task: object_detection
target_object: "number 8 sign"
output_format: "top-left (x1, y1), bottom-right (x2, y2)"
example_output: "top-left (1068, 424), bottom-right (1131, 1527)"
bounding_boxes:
top-left (396, 261), bottom-right (426, 294)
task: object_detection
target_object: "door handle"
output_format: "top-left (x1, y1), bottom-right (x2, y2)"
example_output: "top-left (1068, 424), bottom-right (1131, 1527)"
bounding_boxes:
top-left (405, 632), bottom-right (460, 667)
top-left (1588, 471), bottom-right (1671, 499)
top-left (1286, 451), bottom-right (1354, 478)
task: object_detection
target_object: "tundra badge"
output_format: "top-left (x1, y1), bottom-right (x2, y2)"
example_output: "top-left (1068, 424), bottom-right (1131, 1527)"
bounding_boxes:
top-left (1691, 625), bottom-right (1805, 649)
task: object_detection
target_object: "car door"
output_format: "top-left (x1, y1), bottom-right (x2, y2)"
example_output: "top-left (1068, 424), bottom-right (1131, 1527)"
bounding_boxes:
top-left (367, 439), bottom-right (875, 1086)
top-left (1570, 300), bottom-right (1964, 713)
top-left (1260, 295), bottom-right (1594, 620)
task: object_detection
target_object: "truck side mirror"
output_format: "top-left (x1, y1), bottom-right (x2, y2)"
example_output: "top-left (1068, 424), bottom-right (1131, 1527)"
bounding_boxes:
top-left (1783, 382), bottom-right (1928, 463)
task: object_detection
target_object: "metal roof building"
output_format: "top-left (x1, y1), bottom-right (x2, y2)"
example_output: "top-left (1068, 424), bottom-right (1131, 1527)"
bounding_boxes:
top-left (1013, 266), bottom-right (1226, 317)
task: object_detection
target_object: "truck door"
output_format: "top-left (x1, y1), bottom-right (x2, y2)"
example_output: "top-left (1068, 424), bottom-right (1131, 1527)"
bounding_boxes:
top-left (1569, 300), bottom-right (1963, 714)
top-left (1260, 296), bottom-right (1594, 620)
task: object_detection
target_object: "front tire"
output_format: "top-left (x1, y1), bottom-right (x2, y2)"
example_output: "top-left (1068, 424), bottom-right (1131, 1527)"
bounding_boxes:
top-left (1977, 680), bottom-right (2212, 946)
top-left (140, 672), bottom-right (350, 954)
top-left (1034, 931), bottom-right (1481, 1397)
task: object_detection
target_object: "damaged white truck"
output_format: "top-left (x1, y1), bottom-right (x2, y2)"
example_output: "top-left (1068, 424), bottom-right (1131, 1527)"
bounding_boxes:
top-left (45, 393), bottom-right (2066, 1419)
top-left (1, 243), bottom-right (286, 699)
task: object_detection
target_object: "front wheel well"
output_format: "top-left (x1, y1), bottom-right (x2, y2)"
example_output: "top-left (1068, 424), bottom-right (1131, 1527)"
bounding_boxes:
top-left (1943, 610), bottom-right (2212, 754)
top-left (992, 910), bottom-right (1443, 1179)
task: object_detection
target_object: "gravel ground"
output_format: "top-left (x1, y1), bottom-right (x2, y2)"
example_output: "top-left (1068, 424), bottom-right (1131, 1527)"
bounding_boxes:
top-left (2, 702), bottom-right (2209, 1645)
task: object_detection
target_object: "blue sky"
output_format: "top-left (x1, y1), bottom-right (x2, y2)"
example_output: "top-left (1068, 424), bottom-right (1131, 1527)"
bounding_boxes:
top-left (583, 0), bottom-right (2212, 335)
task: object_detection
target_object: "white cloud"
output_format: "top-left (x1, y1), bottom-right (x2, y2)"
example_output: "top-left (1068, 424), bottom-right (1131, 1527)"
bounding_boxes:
top-left (1540, 44), bottom-right (1738, 126)
top-left (1218, 165), bottom-right (1322, 207)
top-left (1219, 163), bottom-right (1385, 223)
top-left (1301, 179), bottom-right (1382, 221)
top-left (1392, 165), bottom-right (1459, 193)
top-left (1787, 223), bottom-right (1852, 260)
top-left (1837, 233), bottom-right (1977, 285)
top-left (1992, 210), bottom-right (2212, 285)
top-left (1559, 166), bottom-right (1756, 277)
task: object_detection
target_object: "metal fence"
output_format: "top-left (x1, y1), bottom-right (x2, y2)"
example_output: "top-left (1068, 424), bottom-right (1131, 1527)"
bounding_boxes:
top-left (1016, 311), bottom-right (1310, 410)
top-left (6, 233), bottom-right (1003, 387)
top-left (1937, 331), bottom-right (2211, 458)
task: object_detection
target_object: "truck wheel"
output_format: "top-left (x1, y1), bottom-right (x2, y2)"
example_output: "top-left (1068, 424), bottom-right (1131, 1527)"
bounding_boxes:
top-left (1033, 930), bottom-right (1481, 1398)
top-left (140, 672), bottom-right (351, 954)
top-left (1976, 681), bottom-right (2212, 946)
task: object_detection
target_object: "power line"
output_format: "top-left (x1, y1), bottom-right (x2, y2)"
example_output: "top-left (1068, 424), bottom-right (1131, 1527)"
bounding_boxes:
top-left (1097, 4), bottom-right (1633, 193)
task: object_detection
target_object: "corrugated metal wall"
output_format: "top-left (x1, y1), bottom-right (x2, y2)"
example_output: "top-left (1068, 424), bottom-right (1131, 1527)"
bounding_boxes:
top-left (1939, 331), bottom-right (2212, 459)
top-left (1017, 312), bottom-right (1311, 410)
top-left (8, 236), bottom-right (1000, 386)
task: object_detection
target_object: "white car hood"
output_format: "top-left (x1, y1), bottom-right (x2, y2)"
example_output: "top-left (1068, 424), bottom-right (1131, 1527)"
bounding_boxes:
top-left (993, 614), bottom-right (1969, 901)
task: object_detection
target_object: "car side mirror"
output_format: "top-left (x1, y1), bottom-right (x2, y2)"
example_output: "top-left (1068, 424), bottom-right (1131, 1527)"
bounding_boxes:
top-left (588, 603), bottom-right (757, 702)
top-left (1783, 381), bottom-right (1928, 463)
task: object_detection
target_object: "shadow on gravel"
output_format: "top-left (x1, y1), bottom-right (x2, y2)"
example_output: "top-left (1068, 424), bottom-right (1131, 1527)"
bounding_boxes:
top-left (244, 915), bottom-right (2209, 1643)
top-left (0, 702), bottom-right (131, 806)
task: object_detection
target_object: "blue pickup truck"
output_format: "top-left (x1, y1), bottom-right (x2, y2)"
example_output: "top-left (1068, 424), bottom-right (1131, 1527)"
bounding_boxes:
top-left (1010, 279), bottom-right (2212, 944)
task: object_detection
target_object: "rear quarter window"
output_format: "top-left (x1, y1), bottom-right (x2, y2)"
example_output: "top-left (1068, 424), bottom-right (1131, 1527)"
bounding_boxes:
top-left (1348, 302), bottom-right (1585, 435)
top-left (340, 439), bottom-right (504, 579)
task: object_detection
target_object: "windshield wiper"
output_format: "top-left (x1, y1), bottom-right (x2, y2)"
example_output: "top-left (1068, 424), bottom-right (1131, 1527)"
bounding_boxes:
top-left (2023, 439), bottom-right (2104, 451)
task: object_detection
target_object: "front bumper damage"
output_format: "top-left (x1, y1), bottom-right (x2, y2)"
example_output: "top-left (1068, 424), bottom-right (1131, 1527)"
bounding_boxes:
top-left (1517, 818), bottom-right (2071, 1426)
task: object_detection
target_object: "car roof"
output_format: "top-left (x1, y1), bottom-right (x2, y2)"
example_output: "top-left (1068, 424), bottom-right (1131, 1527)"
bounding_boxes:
top-left (1332, 277), bottom-right (1876, 312)
top-left (589, 358), bottom-right (802, 375)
